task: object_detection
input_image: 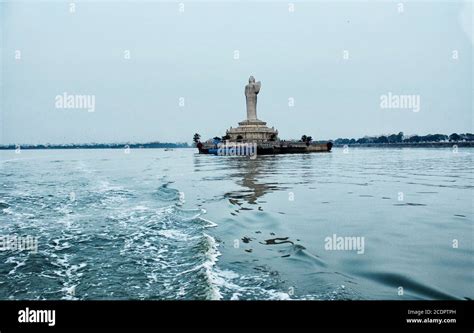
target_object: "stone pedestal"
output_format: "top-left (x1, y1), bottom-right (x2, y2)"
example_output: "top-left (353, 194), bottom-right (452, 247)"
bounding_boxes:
top-left (226, 119), bottom-right (278, 143)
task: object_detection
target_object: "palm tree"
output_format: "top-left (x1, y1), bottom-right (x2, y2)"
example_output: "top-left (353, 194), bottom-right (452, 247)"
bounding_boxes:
top-left (301, 135), bottom-right (312, 145)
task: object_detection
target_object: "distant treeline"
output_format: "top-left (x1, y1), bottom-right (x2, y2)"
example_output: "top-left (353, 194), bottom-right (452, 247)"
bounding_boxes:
top-left (334, 132), bottom-right (474, 145)
top-left (0, 142), bottom-right (190, 150)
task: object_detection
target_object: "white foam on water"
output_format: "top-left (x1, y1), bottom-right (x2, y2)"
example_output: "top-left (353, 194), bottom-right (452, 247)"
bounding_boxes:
top-left (60, 284), bottom-right (77, 300)
top-left (205, 266), bottom-right (294, 300)
top-left (158, 229), bottom-right (190, 242)
top-left (2, 207), bottom-right (13, 215)
top-left (201, 233), bottom-right (223, 300)
top-left (199, 217), bottom-right (217, 228)
top-left (6, 256), bottom-right (27, 275)
top-left (133, 205), bottom-right (149, 211)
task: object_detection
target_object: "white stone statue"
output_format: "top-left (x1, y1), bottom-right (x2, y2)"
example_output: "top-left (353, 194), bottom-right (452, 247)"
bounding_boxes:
top-left (245, 76), bottom-right (261, 121)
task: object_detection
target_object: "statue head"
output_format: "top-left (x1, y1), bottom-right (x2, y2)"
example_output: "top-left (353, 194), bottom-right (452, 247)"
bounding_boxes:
top-left (248, 76), bottom-right (255, 83)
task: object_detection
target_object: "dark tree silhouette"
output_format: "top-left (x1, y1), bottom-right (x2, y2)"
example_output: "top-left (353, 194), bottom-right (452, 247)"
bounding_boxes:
top-left (449, 133), bottom-right (461, 142)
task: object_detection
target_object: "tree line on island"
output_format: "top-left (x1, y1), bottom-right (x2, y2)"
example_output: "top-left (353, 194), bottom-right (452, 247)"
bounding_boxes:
top-left (193, 133), bottom-right (279, 145)
top-left (193, 133), bottom-right (309, 145)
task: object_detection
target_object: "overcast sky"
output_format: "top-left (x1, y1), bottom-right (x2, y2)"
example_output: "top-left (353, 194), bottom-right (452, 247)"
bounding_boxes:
top-left (1, 0), bottom-right (472, 144)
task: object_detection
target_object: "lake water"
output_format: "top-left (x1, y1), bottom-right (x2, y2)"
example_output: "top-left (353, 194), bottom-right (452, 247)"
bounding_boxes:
top-left (0, 148), bottom-right (472, 300)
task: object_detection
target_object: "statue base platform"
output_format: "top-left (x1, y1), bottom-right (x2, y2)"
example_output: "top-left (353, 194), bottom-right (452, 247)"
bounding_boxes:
top-left (227, 119), bottom-right (278, 142)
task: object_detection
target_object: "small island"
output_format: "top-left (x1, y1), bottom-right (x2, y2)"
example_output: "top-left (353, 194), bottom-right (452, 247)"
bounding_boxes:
top-left (195, 76), bottom-right (332, 156)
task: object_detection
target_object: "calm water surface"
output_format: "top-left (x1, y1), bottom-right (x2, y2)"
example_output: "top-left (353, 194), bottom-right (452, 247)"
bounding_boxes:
top-left (0, 148), bottom-right (472, 300)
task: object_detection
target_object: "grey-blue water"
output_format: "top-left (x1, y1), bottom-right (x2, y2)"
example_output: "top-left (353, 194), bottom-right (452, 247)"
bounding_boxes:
top-left (0, 148), bottom-right (472, 300)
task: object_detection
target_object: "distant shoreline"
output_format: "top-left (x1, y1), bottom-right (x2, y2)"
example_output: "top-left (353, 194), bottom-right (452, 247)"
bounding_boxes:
top-left (1, 141), bottom-right (473, 150)
top-left (0, 143), bottom-right (190, 150)
top-left (333, 142), bottom-right (474, 148)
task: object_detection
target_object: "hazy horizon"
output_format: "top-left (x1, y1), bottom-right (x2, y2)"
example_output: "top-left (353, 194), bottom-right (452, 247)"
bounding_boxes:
top-left (0, 129), bottom-right (472, 146)
top-left (1, 1), bottom-right (472, 145)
